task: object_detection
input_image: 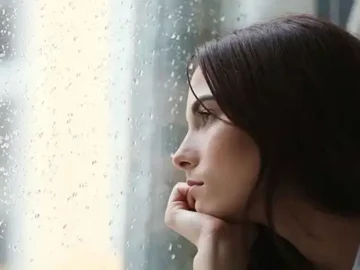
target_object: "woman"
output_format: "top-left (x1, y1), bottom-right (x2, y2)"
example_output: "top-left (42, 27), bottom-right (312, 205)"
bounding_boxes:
top-left (165, 15), bottom-right (360, 270)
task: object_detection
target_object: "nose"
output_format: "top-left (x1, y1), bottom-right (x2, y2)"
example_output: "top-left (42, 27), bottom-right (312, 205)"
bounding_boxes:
top-left (172, 143), bottom-right (199, 171)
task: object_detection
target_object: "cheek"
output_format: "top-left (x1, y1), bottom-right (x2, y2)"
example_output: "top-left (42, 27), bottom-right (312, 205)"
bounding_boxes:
top-left (198, 126), bottom-right (261, 218)
top-left (207, 125), bottom-right (260, 184)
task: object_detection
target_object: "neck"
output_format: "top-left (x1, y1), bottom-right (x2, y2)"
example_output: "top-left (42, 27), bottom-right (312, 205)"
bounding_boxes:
top-left (272, 199), bottom-right (360, 270)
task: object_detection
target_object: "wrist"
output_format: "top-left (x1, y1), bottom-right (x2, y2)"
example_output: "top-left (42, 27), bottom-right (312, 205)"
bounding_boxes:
top-left (194, 234), bottom-right (249, 270)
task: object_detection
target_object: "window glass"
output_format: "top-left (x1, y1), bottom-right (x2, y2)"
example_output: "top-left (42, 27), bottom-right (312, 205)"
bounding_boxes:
top-left (0, 0), bottom-right (355, 269)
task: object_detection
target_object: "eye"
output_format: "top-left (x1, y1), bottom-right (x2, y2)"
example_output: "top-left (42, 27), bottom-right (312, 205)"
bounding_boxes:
top-left (196, 109), bottom-right (213, 126)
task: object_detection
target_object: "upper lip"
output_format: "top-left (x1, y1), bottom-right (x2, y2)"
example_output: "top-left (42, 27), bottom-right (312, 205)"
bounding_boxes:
top-left (186, 179), bottom-right (204, 186)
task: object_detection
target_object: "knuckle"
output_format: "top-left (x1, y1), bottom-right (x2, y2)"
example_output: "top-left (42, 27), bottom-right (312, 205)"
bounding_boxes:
top-left (173, 182), bottom-right (183, 189)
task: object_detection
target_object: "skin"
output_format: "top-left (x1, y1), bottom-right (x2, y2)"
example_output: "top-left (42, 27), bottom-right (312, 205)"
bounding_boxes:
top-left (165, 68), bottom-right (360, 270)
top-left (172, 68), bottom-right (261, 221)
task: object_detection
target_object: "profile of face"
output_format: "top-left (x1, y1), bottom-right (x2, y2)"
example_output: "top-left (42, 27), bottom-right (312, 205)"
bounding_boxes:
top-left (172, 68), bottom-right (261, 222)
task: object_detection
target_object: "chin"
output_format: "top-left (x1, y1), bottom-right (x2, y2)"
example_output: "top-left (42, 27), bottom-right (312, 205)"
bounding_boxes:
top-left (194, 202), bottom-right (213, 216)
top-left (195, 203), bottom-right (241, 222)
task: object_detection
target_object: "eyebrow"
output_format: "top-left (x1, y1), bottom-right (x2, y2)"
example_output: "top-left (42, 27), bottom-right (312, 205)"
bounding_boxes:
top-left (191, 95), bottom-right (215, 115)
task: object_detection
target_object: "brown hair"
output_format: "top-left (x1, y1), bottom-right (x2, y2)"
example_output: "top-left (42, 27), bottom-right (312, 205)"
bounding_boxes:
top-left (188, 15), bottom-right (360, 269)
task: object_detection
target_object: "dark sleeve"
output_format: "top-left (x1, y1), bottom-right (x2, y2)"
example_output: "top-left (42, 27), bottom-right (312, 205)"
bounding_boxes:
top-left (247, 225), bottom-right (313, 270)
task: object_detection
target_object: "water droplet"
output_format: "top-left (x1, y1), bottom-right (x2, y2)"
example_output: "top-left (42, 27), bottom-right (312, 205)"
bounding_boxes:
top-left (171, 254), bottom-right (176, 260)
top-left (220, 16), bottom-right (225, 22)
top-left (168, 243), bottom-right (173, 251)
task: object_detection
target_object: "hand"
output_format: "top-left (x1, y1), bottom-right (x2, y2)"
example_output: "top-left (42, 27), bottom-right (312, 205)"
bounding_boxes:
top-left (164, 182), bottom-right (256, 270)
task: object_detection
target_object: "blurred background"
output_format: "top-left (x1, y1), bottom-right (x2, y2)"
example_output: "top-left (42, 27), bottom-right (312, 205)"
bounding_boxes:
top-left (0, 0), bottom-right (357, 269)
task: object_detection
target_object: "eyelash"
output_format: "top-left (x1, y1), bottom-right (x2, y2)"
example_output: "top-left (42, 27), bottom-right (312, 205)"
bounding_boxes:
top-left (196, 109), bottom-right (213, 126)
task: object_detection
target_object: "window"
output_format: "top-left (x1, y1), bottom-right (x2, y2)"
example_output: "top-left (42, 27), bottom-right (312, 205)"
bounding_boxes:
top-left (0, 0), bottom-right (355, 269)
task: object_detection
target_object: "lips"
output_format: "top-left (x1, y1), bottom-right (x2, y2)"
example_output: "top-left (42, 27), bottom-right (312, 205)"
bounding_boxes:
top-left (186, 179), bottom-right (204, 186)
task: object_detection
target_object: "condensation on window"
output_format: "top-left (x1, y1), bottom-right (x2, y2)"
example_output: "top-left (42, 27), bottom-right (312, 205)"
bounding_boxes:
top-left (0, 1), bottom-right (353, 270)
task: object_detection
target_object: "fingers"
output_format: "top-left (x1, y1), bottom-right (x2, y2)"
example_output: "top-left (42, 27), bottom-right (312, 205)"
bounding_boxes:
top-left (165, 181), bottom-right (195, 210)
top-left (165, 183), bottom-right (258, 252)
top-left (165, 182), bottom-right (202, 245)
top-left (187, 190), bottom-right (196, 210)
top-left (166, 182), bottom-right (190, 211)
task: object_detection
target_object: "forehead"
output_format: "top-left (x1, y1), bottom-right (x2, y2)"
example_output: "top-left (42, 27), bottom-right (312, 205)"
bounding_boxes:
top-left (187, 68), bottom-right (212, 105)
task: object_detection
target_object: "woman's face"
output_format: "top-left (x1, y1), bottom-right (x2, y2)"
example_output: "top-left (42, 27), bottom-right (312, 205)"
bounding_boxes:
top-left (172, 68), bottom-right (261, 222)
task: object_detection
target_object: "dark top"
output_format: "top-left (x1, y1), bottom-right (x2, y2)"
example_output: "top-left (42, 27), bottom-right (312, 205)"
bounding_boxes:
top-left (248, 225), bottom-right (313, 270)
